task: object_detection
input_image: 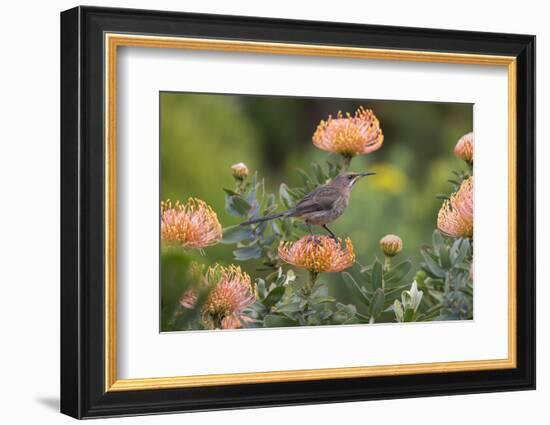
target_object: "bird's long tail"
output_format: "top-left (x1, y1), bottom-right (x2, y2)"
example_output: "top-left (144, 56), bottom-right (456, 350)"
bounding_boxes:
top-left (240, 211), bottom-right (290, 226)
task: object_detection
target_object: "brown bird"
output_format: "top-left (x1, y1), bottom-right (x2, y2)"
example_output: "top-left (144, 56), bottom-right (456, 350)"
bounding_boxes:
top-left (240, 172), bottom-right (376, 241)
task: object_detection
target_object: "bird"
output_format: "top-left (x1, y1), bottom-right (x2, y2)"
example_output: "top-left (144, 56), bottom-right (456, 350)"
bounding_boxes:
top-left (240, 172), bottom-right (376, 241)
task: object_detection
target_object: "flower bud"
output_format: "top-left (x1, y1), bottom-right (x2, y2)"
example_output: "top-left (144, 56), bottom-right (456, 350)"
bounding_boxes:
top-left (231, 162), bottom-right (249, 180)
top-left (454, 132), bottom-right (474, 163)
top-left (379, 234), bottom-right (403, 257)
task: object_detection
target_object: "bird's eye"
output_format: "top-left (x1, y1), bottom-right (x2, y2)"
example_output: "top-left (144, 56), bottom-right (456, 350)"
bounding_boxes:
top-left (348, 175), bottom-right (354, 180)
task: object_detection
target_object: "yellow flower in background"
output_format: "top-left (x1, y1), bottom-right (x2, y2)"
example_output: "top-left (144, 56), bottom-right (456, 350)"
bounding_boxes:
top-left (312, 107), bottom-right (383, 157)
top-left (454, 132), bottom-right (474, 163)
top-left (278, 236), bottom-right (356, 273)
top-left (180, 264), bottom-right (256, 330)
top-left (368, 163), bottom-right (408, 194)
top-left (161, 198), bottom-right (223, 249)
top-left (437, 177), bottom-right (474, 238)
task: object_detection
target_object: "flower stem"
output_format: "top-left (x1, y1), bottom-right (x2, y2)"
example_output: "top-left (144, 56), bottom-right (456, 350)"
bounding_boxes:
top-left (341, 154), bottom-right (353, 171)
top-left (304, 270), bottom-right (319, 295)
top-left (384, 255), bottom-right (392, 273)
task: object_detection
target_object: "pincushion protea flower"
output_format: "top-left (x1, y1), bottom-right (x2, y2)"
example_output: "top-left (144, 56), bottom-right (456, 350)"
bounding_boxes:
top-left (437, 177), bottom-right (474, 238)
top-left (379, 234), bottom-right (403, 257)
top-left (161, 198), bottom-right (222, 249)
top-left (312, 107), bottom-right (384, 157)
top-left (278, 235), bottom-right (356, 273)
top-left (454, 132), bottom-right (474, 163)
top-left (180, 264), bottom-right (256, 330)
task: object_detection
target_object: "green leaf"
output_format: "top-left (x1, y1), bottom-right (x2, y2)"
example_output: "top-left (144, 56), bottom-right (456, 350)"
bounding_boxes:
top-left (453, 238), bottom-right (470, 265)
top-left (226, 194), bottom-right (252, 217)
top-left (231, 196), bottom-right (252, 215)
top-left (262, 286), bottom-right (285, 309)
top-left (384, 260), bottom-right (412, 286)
top-left (264, 315), bottom-right (299, 328)
top-left (273, 274), bottom-right (287, 287)
top-left (450, 238), bottom-right (462, 263)
top-left (276, 302), bottom-right (303, 313)
top-left (266, 193), bottom-right (276, 208)
top-left (221, 225), bottom-right (253, 244)
top-left (256, 279), bottom-right (267, 299)
top-left (279, 184), bottom-right (294, 209)
top-left (421, 250), bottom-right (446, 278)
top-left (439, 244), bottom-right (451, 269)
top-left (223, 188), bottom-right (239, 196)
top-left (332, 304), bottom-right (357, 323)
top-left (371, 261), bottom-right (384, 291)
top-left (312, 163), bottom-right (326, 185)
top-left (342, 272), bottom-right (370, 306)
top-left (245, 301), bottom-right (267, 316)
top-left (233, 245), bottom-right (262, 261)
top-left (295, 168), bottom-right (312, 185)
top-left (309, 296), bottom-right (335, 305)
top-left (370, 288), bottom-right (385, 318)
top-left (432, 230), bottom-right (445, 256)
top-left (403, 308), bottom-right (416, 322)
top-left (384, 283), bottom-right (411, 303)
top-left (311, 283), bottom-right (329, 298)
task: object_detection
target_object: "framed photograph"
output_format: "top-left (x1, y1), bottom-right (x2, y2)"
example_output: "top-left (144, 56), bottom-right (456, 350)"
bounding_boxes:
top-left (60, 6), bottom-right (535, 419)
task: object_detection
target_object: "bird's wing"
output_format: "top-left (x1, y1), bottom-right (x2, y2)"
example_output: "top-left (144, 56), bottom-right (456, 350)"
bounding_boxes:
top-left (293, 185), bottom-right (339, 215)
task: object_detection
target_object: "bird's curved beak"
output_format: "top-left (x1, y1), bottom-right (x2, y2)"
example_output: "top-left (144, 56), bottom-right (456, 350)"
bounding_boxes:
top-left (359, 172), bottom-right (376, 177)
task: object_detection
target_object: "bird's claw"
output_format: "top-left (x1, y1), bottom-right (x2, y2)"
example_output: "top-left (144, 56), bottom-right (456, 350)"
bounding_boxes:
top-left (307, 235), bottom-right (322, 245)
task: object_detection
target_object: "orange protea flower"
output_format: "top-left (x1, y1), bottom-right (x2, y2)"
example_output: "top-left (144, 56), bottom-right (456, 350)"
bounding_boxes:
top-left (437, 177), bottom-right (474, 238)
top-left (312, 107), bottom-right (384, 157)
top-left (180, 264), bottom-right (256, 330)
top-left (278, 235), bottom-right (356, 273)
top-left (161, 198), bottom-right (222, 249)
top-left (454, 132), bottom-right (474, 162)
top-left (379, 234), bottom-right (403, 257)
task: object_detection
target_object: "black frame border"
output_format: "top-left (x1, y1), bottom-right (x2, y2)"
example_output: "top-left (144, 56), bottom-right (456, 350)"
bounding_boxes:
top-left (60, 6), bottom-right (535, 419)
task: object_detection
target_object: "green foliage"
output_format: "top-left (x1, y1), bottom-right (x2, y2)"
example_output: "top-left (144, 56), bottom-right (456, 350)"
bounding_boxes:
top-left (159, 93), bottom-right (474, 331)
top-left (244, 270), bottom-right (359, 328)
top-left (418, 231), bottom-right (473, 320)
top-left (222, 173), bottom-right (283, 272)
top-left (343, 256), bottom-right (414, 323)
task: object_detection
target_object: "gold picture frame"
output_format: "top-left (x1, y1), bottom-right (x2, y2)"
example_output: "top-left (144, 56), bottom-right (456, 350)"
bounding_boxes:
top-left (104, 33), bottom-right (517, 392)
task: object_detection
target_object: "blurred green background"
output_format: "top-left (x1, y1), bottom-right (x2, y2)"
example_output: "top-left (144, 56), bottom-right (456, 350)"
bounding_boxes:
top-left (160, 92), bottom-right (472, 305)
